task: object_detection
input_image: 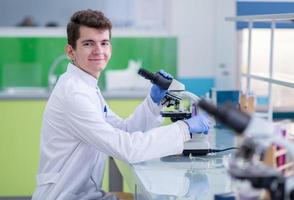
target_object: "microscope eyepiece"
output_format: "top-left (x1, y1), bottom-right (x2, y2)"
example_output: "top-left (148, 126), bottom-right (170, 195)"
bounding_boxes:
top-left (138, 68), bottom-right (155, 82)
top-left (138, 68), bottom-right (172, 90)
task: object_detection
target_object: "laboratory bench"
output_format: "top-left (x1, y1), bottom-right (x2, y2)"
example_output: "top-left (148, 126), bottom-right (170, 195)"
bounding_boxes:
top-left (113, 128), bottom-right (238, 200)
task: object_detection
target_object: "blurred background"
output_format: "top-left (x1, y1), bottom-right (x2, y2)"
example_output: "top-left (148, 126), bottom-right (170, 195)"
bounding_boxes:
top-left (0, 0), bottom-right (294, 199)
top-left (0, 0), bottom-right (237, 95)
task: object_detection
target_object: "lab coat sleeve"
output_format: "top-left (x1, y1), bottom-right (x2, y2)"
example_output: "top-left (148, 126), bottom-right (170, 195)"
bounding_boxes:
top-left (105, 95), bottom-right (163, 132)
top-left (65, 91), bottom-right (190, 163)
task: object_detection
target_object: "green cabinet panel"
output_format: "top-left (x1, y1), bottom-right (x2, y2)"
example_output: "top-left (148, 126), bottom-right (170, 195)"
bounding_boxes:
top-left (0, 38), bottom-right (67, 88)
top-left (0, 100), bottom-right (45, 196)
top-left (0, 37), bottom-right (177, 90)
top-left (0, 99), bottom-right (144, 196)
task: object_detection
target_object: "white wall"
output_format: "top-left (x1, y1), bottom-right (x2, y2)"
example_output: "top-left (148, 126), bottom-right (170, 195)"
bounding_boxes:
top-left (215, 0), bottom-right (238, 89)
top-left (170, 0), bottom-right (216, 77)
top-left (0, 0), bottom-right (107, 26)
top-left (0, 0), bottom-right (166, 29)
top-left (170, 0), bottom-right (237, 89)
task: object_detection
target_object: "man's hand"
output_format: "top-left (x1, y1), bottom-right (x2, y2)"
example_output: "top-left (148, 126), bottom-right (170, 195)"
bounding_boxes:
top-left (184, 114), bottom-right (210, 134)
top-left (150, 70), bottom-right (173, 104)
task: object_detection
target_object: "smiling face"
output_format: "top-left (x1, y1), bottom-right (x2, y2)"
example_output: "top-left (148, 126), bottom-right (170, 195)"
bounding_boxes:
top-left (65, 26), bottom-right (112, 79)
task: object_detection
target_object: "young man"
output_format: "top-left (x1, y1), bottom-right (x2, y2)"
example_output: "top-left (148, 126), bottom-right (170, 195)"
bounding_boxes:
top-left (32, 9), bottom-right (209, 200)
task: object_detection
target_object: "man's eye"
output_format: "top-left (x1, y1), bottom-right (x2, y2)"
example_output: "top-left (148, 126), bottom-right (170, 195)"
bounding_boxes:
top-left (101, 41), bottom-right (110, 46)
top-left (83, 42), bottom-right (91, 46)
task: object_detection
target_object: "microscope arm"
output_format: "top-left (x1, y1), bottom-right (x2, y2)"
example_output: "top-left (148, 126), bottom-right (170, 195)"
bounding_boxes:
top-left (180, 91), bottom-right (201, 104)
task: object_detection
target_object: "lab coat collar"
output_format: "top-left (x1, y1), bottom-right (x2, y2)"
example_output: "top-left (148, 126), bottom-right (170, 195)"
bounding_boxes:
top-left (66, 62), bottom-right (98, 89)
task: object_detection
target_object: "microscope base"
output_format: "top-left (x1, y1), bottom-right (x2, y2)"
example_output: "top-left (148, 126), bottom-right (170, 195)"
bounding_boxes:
top-left (183, 135), bottom-right (211, 156)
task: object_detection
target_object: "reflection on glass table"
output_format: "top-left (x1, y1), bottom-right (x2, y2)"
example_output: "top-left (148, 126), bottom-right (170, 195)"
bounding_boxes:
top-left (133, 152), bottom-right (233, 200)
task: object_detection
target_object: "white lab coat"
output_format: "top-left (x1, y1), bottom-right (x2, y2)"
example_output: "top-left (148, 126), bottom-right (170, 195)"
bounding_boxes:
top-left (32, 63), bottom-right (190, 200)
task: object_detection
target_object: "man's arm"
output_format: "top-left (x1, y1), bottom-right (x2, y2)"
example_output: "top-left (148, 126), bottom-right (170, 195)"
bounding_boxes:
top-left (65, 91), bottom-right (190, 163)
top-left (105, 95), bottom-right (164, 133)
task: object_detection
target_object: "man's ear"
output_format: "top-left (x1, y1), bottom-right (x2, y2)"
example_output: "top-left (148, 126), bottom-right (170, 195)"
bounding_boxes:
top-left (65, 44), bottom-right (75, 60)
top-left (109, 43), bottom-right (112, 59)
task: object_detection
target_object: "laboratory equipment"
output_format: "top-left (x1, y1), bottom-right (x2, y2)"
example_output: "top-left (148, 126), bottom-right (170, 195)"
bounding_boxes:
top-left (197, 99), bottom-right (294, 200)
top-left (138, 68), bottom-right (212, 156)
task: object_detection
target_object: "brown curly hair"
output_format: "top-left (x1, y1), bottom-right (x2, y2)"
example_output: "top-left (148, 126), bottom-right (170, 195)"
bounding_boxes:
top-left (67, 9), bottom-right (112, 49)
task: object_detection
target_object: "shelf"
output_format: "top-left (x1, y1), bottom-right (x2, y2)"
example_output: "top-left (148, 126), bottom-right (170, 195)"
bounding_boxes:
top-left (226, 13), bottom-right (294, 22)
top-left (241, 73), bottom-right (294, 89)
top-left (0, 27), bottom-right (173, 37)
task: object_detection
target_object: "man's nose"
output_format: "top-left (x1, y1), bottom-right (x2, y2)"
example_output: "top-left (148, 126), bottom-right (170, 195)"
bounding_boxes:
top-left (93, 44), bottom-right (103, 53)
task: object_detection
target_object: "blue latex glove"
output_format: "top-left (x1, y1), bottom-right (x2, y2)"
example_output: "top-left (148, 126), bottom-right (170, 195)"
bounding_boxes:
top-left (184, 114), bottom-right (210, 134)
top-left (150, 70), bottom-right (173, 104)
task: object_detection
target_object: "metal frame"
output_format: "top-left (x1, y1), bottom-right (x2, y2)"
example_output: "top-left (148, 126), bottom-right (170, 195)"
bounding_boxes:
top-left (227, 13), bottom-right (294, 121)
